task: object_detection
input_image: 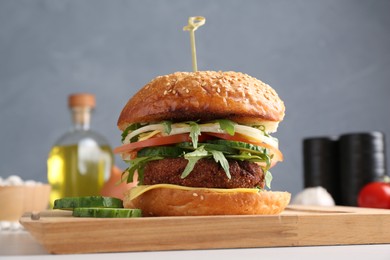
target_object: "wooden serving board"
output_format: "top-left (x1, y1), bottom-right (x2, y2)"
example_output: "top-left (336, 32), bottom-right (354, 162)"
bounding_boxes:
top-left (20, 205), bottom-right (390, 254)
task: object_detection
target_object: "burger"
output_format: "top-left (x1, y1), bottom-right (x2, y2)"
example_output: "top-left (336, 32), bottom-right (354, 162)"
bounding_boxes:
top-left (114, 71), bottom-right (290, 216)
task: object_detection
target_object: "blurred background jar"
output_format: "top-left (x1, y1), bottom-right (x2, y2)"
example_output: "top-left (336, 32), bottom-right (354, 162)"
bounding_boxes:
top-left (303, 137), bottom-right (340, 205)
top-left (339, 132), bottom-right (387, 206)
top-left (47, 93), bottom-right (113, 206)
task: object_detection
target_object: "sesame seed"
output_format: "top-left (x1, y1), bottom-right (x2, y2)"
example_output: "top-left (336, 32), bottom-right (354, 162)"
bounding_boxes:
top-left (200, 195), bottom-right (204, 200)
top-left (217, 87), bottom-right (221, 93)
top-left (185, 89), bottom-right (190, 93)
top-left (193, 193), bottom-right (198, 197)
top-left (172, 90), bottom-right (176, 94)
top-left (201, 82), bottom-right (207, 87)
top-left (163, 90), bottom-right (168, 95)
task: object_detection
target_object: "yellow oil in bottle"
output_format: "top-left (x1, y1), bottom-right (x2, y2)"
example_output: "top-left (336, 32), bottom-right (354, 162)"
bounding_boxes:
top-left (47, 143), bottom-right (112, 207)
top-left (48, 93), bottom-right (113, 207)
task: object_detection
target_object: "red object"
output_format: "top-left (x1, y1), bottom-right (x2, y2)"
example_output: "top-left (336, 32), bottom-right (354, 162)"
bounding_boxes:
top-left (113, 133), bottom-right (213, 154)
top-left (357, 182), bottom-right (390, 209)
top-left (100, 166), bottom-right (137, 200)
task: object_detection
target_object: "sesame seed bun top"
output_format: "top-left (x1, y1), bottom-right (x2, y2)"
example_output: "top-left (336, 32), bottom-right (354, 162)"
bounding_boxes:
top-left (117, 71), bottom-right (285, 131)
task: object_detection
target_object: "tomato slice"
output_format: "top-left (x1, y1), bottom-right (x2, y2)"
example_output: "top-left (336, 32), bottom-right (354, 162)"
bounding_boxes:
top-left (114, 134), bottom-right (191, 154)
top-left (114, 133), bottom-right (213, 154)
top-left (206, 132), bottom-right (283, 162)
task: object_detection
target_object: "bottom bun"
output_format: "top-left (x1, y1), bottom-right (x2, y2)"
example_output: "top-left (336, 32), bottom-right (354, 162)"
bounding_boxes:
top-left (123, 187), bottom-right (291, 216)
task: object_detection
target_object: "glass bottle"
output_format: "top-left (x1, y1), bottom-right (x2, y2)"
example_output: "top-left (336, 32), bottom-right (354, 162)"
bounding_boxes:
top-left (47, 93), bottom-right (113, 206)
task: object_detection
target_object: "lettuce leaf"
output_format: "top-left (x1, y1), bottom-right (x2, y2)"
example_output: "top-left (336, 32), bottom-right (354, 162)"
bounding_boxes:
top-left (217, 119), bottom-right (236, 136)
top-left (181, 146), bottom-right (208, 178)
top-left (162, 121), bottom-right (172, 134)
top-left (181, 146), bottom-right (233, 180)
top-left (264, 171), bottom-right (273, 189)
top-left (121, 123), bottom-right (142, 142)
top-left (123, 156), bottom-right (163, 185)
top-left (210, 150), bottom-right (231, 179)
top-left (189, 122), bottom-right (201, 148)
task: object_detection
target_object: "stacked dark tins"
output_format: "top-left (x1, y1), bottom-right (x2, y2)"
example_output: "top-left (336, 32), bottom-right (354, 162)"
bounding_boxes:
top-left (303, 132), bottom-right (387, 206)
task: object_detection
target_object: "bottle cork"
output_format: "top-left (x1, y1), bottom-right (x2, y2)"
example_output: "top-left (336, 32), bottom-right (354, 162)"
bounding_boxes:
top-left (68, 93), bottom-right (95, 108)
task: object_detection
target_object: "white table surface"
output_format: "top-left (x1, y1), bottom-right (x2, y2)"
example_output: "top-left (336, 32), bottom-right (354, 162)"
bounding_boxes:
top-left (1, 229), bottom-right (390, 260)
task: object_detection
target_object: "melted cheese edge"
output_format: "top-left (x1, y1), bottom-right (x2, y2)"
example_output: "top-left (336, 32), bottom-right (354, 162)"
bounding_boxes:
top-left (129, 184), bottom-right (260, 201)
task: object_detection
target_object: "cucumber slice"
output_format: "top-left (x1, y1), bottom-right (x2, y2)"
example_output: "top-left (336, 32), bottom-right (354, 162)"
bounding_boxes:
top-left (72, 208), bottom-right (142, 218)
top-left (177, 142), bottom-right (237, 154)
top-left (53, 196), bottom-right (123, 210)
top-left (137, 146), bottom-right (184, 157)
top-left (206, 140), bottom-right (267, 155)
top-left (203, 143), bottom-right (237, 154)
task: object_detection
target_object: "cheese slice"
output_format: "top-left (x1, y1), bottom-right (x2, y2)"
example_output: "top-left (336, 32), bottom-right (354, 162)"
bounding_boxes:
top-left (137, 130), bottom-right (161, 141)
top-left (128, 184), bottom-right (259, 201)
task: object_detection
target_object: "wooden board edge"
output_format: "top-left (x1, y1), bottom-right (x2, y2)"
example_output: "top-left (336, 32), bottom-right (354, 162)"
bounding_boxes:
top-left (19, 206), bottom-right (390, 254)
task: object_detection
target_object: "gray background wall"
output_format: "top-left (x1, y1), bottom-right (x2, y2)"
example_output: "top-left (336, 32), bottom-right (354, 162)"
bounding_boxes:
top-left (1, 0), bottom-right (389, 197)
